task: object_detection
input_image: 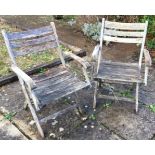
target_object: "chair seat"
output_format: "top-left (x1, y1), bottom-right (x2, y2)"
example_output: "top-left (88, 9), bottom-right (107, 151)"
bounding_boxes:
top-left (32, 66), bottom-right (89, 108)
top-left (95, 60), bottom-right (143, 83)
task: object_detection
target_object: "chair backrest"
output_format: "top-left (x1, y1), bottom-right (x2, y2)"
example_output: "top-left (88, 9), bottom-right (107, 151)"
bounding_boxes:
top-left (2, 22), bottom-right (65, 66)
top-left (99, 18), bottom-right (148, 68)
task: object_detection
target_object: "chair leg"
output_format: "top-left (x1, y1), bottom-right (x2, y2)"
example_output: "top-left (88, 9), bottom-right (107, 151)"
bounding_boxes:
top-left (20, 82), bottom-right (44, 138)
top-left (24, 100), bottom-right (28, 110)
top-left (135, 83), bottom-right (139, 113)
top-left (93, 81), bottom-right (98, 109)
top-left (27, 99), bottom-right (44, 138)
top-left (74, 92), bottom-right (83, 115)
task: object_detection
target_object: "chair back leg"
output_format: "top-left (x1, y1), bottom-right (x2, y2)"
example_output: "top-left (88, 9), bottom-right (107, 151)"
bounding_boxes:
top-left (135, 83), bottom-right (139, 113)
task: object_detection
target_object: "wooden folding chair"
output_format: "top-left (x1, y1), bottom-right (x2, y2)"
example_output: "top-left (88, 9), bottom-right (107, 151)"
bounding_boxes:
top-left (92, 18), bottom-right (152, 113)
top-left (2, 22), bottom-right (91, 137)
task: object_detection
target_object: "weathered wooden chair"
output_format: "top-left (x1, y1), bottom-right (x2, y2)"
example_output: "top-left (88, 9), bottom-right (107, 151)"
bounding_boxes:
top-left (92, 18), bottom-right (152, 113)
top-left (2, 22), bottom-right (91, 138)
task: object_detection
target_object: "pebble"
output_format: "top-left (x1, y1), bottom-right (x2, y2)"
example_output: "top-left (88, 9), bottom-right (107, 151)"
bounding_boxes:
top-left (84, 125), bottom-right (88, 129)
top-left (49, 133), bottom-right (56, 138)
top-left (59, 127), bottom-right (64, 132)
top-left (84, 105), bottom-right (88, 108)
top-left (99, 127), bottom-right (102, 131)
top-left (91, 125), bottom-right (95, 129)
top-left (29, 120), bottom-right (35, 126)
top-left (81, 117), bottom-right (87, 121)
top-left (52, 120), bottom-right (58, 126)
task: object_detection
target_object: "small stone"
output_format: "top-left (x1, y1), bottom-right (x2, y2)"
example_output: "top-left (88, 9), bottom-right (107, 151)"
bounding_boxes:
top-left (91, 125), bottom-right (95, 129)
top-left (52, 120), bottom-right (58, 126)
top-left (81, 117), bottom-right (87, 121)
top-left (93, 109), bottom-right (96, 112)
top-left (2, 89), bottom-right (5, 92)
top-left (59, 127), bottom-right (64, 132)
top-left (84, 105), bottom-right (88, 108)
top-left (49, 133), bottom-right (56, 138)
top-left (4, 94), bottom-right (7, 96)
top-left (0, 106), bottom-right (9, 113)
top-left (29, 120), bottom-right (35, 126)
top-left (68, 97), bottom-right (71, 99)
top-left (99, 127), bottom-right (102, 131)
top-left (71, 100), bottom-right (75, 103)
top-left (84, 125), bottom-right (88, 129)
top-left (6, 98), bottom-right (9, 101)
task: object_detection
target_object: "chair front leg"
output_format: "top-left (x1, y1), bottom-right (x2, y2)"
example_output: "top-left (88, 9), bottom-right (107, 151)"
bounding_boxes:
top-left (135, 83), bottom-right (139, 113)
top-left (73, 92), bottom-right (83, 116)
top-left (93, 81), bottom-right (98, 109)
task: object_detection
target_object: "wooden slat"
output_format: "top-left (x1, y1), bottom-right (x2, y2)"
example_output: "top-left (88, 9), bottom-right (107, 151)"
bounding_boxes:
top-left (34, 70), bottom-right (69, 84)
top-left (34, 79), bottom-right (88, 107)
top-left (14, 41), bottom-right (58, 56)
top-left (103, 35), bottom-right (143, 43)
top-left (96, 61), bottom-right (142, 83)
top-left (34, 74), bottom-right (75, 94)
top-left (36, 76), bottom-right (79, 97)
top-left (96, 75), bottom-right (142, 83)
top-left (10, 34), bottom-right (56, 48)
top-left (98, 94), bottom-right (134, 103)
top-left (7, 26), bottom-right (53, 40)
top-left (104, 29), bottom-right (144, 37)
top-left (40, 81), bottom-right (88, 106)
top-left (101, 60), bottom-right (139, 67)
top-left (105, 21), bottom-right (146, 30)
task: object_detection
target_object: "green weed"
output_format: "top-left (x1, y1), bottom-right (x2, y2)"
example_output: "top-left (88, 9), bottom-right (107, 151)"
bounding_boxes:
top-left (89, 114), bottom-right (96, 120)
top-left (146, 104), bottom-right (155, 113)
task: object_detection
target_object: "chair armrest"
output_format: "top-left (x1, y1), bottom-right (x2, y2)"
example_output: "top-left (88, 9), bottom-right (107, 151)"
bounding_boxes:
top-left (144, 49), bottom-right (152, 67)
top-left (92, 44), bottom-right (101, 61)
top-left (143, 49), bottom-right (152, 86)
top-left (64, 51), bottom-right (91, 69)
top-left (11, 65), bottom-right (36, 89)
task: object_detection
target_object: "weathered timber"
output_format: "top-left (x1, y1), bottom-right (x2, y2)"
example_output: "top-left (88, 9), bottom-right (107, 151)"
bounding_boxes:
top-left (98, 94), bottom-right (135, 103)
top-left (2, 22), bottom-right (91, 138)
top-left (14, 41), bottom-right (58, 56)
top-left (7, 26), bottom-right (53, 40)
top-left (93, 18), bottom-right (149, 113)
top-left (96, 60), bottom-right (142, 83)
top-left (10, 34), bottom-right (56, 48)
top-left (103, 35), bottom-right (143, 44)
top-left (105, 21), bottom-right (146, 30)
top-left (33, 66), bottom-right (89, 107)
top-left (104, 29), bottom-right (144, 37)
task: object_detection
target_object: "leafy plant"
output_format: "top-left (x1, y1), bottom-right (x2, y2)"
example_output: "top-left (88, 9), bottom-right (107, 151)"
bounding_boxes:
top-left (103, 102), bottom-right (112, 108)
top-left (37, 68), bottom-right (47, 74)
top-left (119, 90), bottom-right (133, 98)
top-left (63, 98), bottom-right (70, 104)
top-left (139, 16), bottom-right (155, 49)
top-left (146, 39), bottom-right (155, 49)
top-left (89, 114), bottom-right (96, 120)
top-left (59, 45), bottom-right (70, 52)
top-left (146, 104), bottom-right (155, 113)
top-left (1, 112), bottom-right (16, 121)
top-left (81, 22), bottom-right (101, 41)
